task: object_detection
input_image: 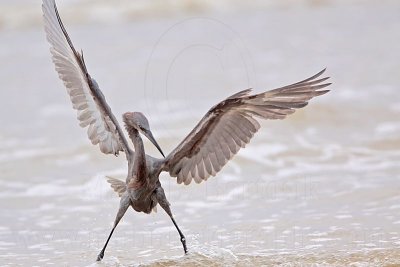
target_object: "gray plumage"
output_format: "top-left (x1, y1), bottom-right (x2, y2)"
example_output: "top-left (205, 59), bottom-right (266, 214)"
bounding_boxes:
top-left (43, 0), bottom-right (129, 156)
top-left (42, 0), bottom-right (331, 262)
top-left (161, 71), bottom-right (330, 185)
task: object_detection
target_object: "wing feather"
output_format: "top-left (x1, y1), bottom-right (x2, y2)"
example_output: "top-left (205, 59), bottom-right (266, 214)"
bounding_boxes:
top-left (42, 0), bottom-right (132, 157)
top-left (106, 176), bottom-right (126, 197)
top-left (162, 69), bottom-right (331, 184)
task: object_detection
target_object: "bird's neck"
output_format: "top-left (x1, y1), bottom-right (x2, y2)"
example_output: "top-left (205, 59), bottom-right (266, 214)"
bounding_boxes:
top-left (126, 126), bottom-right (147, 178)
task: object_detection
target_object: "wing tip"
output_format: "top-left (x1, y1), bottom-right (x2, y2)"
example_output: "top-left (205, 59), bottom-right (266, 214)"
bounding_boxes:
top-left (310, 67), bottom-right (328, 81)
top-left (315, 82), bottom-right (332, 91)
top-left (315, 89), bottom-right (330, 96)
top-left (316, 67), bottom-right (327, 77)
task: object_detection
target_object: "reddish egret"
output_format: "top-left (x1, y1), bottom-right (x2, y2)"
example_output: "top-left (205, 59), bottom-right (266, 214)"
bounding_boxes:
top-left (42, 0), bottom-right (331, 261)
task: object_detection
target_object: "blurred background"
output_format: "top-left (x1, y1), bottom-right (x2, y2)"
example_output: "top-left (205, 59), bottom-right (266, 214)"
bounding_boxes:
top-left (0, 0), bottom-right (399, 266)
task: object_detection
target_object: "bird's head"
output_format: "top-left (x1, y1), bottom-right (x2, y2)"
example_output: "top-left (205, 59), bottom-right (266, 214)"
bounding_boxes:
top-left (123, 112), bottom-right (165, 158)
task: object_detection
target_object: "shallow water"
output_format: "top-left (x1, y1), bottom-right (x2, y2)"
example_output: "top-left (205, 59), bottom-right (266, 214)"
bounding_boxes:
top-left (1, 1), bottom-right (400, 266)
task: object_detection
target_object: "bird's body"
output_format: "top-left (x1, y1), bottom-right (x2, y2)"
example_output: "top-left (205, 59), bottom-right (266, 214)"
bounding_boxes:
top-left (42, 0), bottom-right (331, 262)
top-left (117, 126), bottom-right (161, 214)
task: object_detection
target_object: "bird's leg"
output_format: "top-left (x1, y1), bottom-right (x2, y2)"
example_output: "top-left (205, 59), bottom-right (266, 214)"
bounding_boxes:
top-left (170, 216), bottom-right (187, 254)
top-left (96, 194), bottom-right (130, 261)
top-left (155, 187), bottom-right (188, 254)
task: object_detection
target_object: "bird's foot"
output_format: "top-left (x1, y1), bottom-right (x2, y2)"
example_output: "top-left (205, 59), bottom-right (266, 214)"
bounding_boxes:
top-left (96, 251), bottom-right (104, 261)
top-left (181, 236), bottom-right (188, 255)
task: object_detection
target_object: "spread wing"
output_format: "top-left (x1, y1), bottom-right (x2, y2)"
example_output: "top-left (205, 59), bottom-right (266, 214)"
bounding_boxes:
top-left (161, 69), bottom-right (331, 185)
top-left (42, 0), bottom-right (132, 157)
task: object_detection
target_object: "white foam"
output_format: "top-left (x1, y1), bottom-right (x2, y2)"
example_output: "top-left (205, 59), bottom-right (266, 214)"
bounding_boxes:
top-left (335, 214), bottom-right (353, 219)
top-left (0, 147), bottom-right (57, 163)
top-left (311, 238), bottom-right (339, 242)
top-left (375, 122), bottom-right (400, 135)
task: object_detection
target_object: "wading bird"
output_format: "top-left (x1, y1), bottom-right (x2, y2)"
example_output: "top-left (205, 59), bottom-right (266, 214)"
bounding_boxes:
top-left (43, 0), bottom-right (331, 261)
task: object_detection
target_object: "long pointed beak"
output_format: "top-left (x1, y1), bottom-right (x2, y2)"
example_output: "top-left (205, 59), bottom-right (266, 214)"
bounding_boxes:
top-left (144, 130), bottom-right (165, 158)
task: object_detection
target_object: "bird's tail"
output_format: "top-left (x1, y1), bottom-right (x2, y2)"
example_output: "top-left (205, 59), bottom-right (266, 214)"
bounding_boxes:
top-left (106, 176), bottom-right (126, 197)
